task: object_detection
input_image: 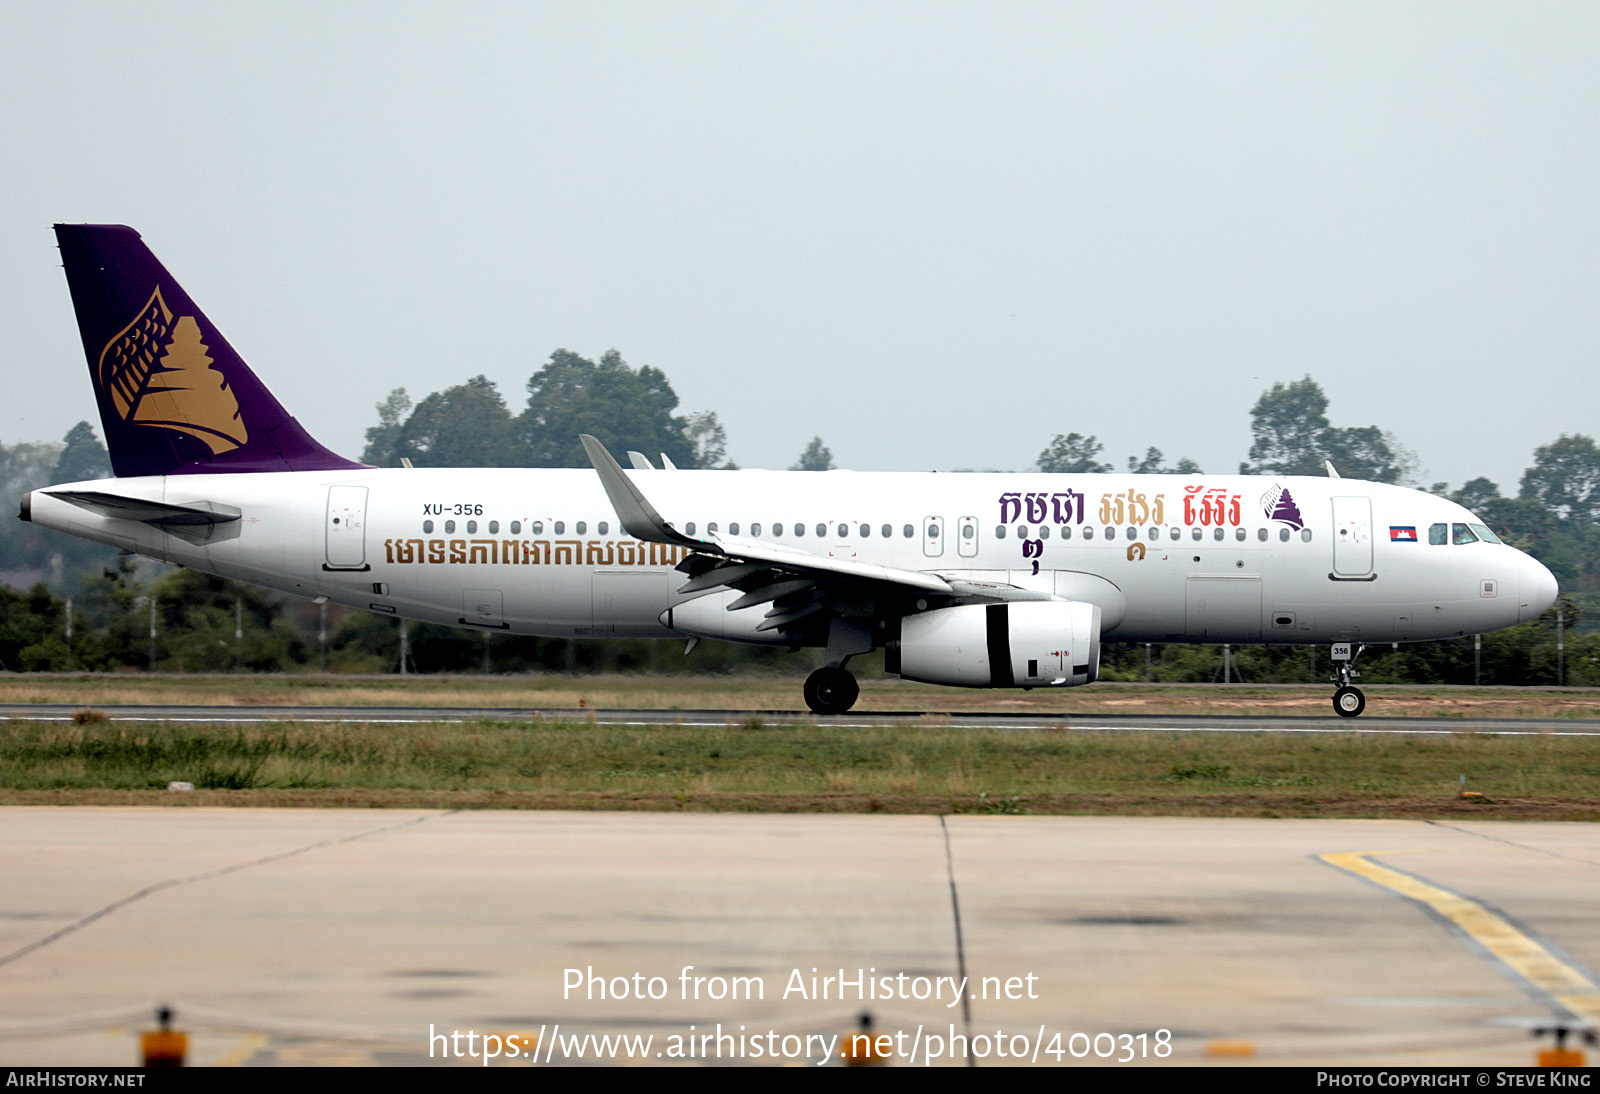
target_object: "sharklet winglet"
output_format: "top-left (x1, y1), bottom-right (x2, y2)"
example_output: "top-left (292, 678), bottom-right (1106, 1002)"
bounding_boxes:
top-left (581, 434), bottom-right (720, 554)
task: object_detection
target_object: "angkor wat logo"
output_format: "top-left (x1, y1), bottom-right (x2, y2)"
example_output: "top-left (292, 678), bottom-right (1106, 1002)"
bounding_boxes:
top-left (98, 287), bottom-right (247, 454)
top-left (1261, 483), bottom-right (1304, 530)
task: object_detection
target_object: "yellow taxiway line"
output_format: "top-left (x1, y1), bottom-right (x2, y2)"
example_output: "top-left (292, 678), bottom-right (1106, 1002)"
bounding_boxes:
top-left (1320, 850), bottom-right (1600, 1028)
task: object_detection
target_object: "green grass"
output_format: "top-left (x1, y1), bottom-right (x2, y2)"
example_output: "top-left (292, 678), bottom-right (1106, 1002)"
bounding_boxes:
top-left (2, 719), bottom-right (1596, 818)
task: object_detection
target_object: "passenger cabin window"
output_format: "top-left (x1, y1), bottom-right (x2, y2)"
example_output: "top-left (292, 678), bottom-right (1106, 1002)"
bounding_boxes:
top-left (511, 521), bottom-right (521, 534)
top-left (707, 523), bottom-right (718, 534)
top-left (996, 525), bottom-right (1007, 539)
top-left (860, 523), bottom-right (871, 538)
top-left (532, 521), bottom-right (544, 534)
top-left (881, 524), bottom-right (891, 538)
top-left (794, 524), bottom-right (803, 537)
top-left (1301, 528), bottom-right (1312, 542)
top-left (903, 524), bottom-right (914, 538)
top-left (1256, 528), bottom-right (1267, 541)
top-left (599, 521), bottom-right (608, 535)
top-left (1235, 528), bottom-right (1246, 541)
top-left (751, 523), bottom-right (761, 536)
top-left (1038, 526), bottom-right (1050, 540)
top-left (817, 523), bottom-right (827, 537)
top-left (730, 523), bottom-right (740, 535)
top-left (1213, 527), bottom-right (1224, 541)
top-left (1061, 526), bottom-right (1072, 540)
top-left (467, 520), bottom-right (477, 534)
top-left (1279, 527), bottom-right (1290, 542)
top-left (1169, 527), bottom-right (1179, 540)
top-left (684, 522), bottom-right (694, 534)
top-left (489, 520), bottom-right (499, 534)
top-left (576, 521), bottom-right (586, 534)
top-left (423, 520), bottom-right (434, 533)
top-left (445, 520), bottom-right (456, 533)
top-left (554, 521), bottom-right (564, 534)
top-left (1191, 528), bottom-right (1201, 541)
top-left (1083, 527), bottom-right (1095, 540)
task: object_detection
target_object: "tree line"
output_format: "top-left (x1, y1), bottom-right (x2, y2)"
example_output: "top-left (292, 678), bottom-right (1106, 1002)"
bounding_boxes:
top-left (2, 353), bottom-right (1595, 680)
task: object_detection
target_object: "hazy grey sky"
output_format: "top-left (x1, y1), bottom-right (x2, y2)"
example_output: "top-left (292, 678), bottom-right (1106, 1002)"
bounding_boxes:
top-left (3, 3), bottom-right (1595, 494)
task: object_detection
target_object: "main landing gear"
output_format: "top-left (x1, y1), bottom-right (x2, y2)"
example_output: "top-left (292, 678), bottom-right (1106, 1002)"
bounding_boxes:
top-left (804, 665), bottom-right (860, 716)
top-left (1330, 642), bottom-right (1366, 718)
top-left (804, 619), bottom-right (872, 715)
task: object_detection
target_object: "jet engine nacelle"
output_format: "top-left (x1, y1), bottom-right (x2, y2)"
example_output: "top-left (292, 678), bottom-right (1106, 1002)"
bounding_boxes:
top-left (887, 601), bottom-right (1102, 688)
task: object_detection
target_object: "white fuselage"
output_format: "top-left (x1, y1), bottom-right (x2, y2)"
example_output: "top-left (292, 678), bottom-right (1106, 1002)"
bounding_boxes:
top-left (28, 468), bottom-right (1555, 648)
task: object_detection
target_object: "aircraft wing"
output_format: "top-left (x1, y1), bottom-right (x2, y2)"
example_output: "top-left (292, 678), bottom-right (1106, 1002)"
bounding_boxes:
top-left (582, 436), bottom-right (1052, 640)
top-left (583, 434), bottom-right (949, 589)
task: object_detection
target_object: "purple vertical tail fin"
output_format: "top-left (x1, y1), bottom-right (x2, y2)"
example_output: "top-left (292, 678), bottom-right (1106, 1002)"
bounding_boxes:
top-left (53, 224), bottom-right (365, 477)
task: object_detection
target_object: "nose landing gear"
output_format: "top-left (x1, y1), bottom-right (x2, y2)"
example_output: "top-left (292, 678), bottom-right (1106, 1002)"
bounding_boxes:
top-left (1330, 642), bottom-right (1366, 717)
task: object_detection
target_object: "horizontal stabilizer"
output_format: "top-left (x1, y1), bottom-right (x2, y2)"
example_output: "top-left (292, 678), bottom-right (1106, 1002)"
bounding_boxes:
top-left (45, 489), bottom-right (240, 545)
top-left (46, 490), bottom-right (240, 526)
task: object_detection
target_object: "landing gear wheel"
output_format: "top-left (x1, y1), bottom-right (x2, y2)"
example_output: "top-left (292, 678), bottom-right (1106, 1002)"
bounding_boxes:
top-left (804, 667), bottom-right (859, 715)
top-left (1333, 686), bottom-right (1366, 718)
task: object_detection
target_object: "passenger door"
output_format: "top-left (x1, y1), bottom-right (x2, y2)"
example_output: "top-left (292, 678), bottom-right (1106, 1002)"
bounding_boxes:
top-left (1331, 496), bottom-right (1374, 577)
top-left (324, 485), bottom-right (369, 571)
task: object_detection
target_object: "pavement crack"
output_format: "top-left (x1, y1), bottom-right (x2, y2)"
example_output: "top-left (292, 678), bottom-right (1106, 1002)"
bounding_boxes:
top-left (938, 815), bottom-right (975, 1066)
top-left (0, 810), bottom-right (454, 970)
top-left (1423, 819), bottom-right (1600, 868)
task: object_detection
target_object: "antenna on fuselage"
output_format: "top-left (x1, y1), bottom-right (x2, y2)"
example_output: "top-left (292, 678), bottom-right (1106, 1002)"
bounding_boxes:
top-left (1324, 461), bottom-right (1341, 478)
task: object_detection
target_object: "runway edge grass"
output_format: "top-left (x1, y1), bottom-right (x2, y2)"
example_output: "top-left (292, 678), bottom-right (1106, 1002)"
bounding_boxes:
top-left (1, 720), bottom-right (1596, 819)
top-left (6, 674), bottom-right (1600, 719)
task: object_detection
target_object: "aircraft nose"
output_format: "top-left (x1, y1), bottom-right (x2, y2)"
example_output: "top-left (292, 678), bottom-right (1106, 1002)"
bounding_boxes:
top-left (1518, 553), bottom-right (1558, 622)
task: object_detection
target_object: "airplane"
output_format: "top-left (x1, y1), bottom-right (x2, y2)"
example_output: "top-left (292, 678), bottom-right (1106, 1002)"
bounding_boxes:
top-left (23, 224), bottom-right (1559, 717)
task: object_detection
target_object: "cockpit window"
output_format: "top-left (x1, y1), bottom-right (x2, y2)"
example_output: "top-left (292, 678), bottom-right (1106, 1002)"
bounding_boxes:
top-left (1469, 523), bottom-right (1501, 545)
top-left (1452, 523), bottom-right (1478, 545)
top-left (1429, 523), bottom-right (1447, 545)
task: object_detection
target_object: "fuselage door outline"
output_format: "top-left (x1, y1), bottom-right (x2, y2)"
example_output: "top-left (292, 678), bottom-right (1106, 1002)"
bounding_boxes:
top-left (1331, 496), bottom-right (1374, 577)
top-left (324, 484), bottom-right (370, 572)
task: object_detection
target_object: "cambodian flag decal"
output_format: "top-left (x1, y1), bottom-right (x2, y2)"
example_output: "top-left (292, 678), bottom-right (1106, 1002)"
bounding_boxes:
top-left (1390, 526), bottom-right (1418, 542)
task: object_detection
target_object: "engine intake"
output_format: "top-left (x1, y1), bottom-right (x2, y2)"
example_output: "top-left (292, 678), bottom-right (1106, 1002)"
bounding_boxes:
top-left (887, 601), bottom-right (1102, 688)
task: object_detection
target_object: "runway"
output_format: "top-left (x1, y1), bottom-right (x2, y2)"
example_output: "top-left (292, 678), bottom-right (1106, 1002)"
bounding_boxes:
top-left (1, 808), bottom-right (1596, 1067)
top-left (4, 703), bottom-right (1599, 736)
